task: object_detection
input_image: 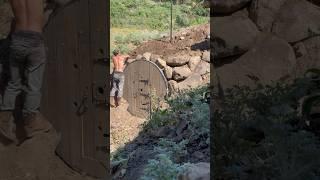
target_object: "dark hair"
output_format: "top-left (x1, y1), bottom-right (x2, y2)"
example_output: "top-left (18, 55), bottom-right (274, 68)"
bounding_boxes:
top-left (113, 49), bottom-right (119, 56)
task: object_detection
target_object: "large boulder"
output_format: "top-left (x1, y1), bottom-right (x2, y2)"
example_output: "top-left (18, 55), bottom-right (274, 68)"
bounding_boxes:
top-left (194, 61), bottom-right (210, 76)
top-left (272, 0), bottom-right (320, 43)
top-left (216, 33), bottom-right (296, 88)
top-left (177, 73), bottom-right (203, 91)
top-left (212, 14), bottom-right (259, 59)
top-left (293, 36), bottom-right (320, 77)
top-left (212, 0), bottom-right (251, 14)
top-left (173, 66), bottom-right (192, 81)
top-left (250, 0), bottom-right (320, 42)
top-left (249, 0), bottom-right (287, 32)
top-left (188, 56), bottom-right (201, 71)
top-left (166, 55), bottom-right (191, 67)
top-left (178, 162), bottom-right (210, 180)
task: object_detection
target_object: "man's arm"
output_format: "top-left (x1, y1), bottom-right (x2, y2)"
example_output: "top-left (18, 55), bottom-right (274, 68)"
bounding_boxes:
top-left (122, 54), bottom-right (130, 62)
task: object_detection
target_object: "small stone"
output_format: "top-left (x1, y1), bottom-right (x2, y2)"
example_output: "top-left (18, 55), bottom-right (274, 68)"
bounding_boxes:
top-left (143, 52), bottom-right (152, 61)
top-left (136, 54), bottom-right (143, 60)
top-left (150, 54), bottom-right (161, 63)
top-left (202, 51), bottom-right (210, 62)
top-left (164, 66), bottom-right (173, 79)
top-left (168, 80), bottom-right (179, 93)
top-left (155, 58), bottom-right (167, 69)
top-left (173, 66), bottom-right (192, 81)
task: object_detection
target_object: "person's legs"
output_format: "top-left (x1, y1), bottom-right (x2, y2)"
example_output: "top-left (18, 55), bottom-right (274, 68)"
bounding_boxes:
top-left (110, 73), bottom-right (120, 107)
top-left (117, 74), bottom-right (125, 106)
top-left (22, 31), bottom-right (51, 138)
top-left (0, 31), bottom-right (26, 141)
top-left (24, 35), bottom-right (46, 114)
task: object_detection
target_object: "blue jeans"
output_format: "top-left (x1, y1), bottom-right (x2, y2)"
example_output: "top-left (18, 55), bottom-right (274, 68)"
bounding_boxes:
top-left (110, 72), bottom-right (125, 97)
top-left (1, 30), bottom-right (46, 114)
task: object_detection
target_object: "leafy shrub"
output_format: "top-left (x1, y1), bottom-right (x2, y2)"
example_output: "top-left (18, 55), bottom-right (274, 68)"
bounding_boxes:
top-left (214, 74), bottom-right (320, 179)
top-left (115, 44), bottom-right (130, 54)
top-left (140, 153), bottom-right (186, 180)
top-left (154, 138), bottom-right (189, 162)
top-left (176, 14), bottom-right (191, 27)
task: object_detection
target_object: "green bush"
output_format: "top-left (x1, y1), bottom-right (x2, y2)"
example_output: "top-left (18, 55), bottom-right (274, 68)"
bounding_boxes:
top-left (140, 154), bottom-right (186, 180)
top-left (155, 138), bottom-right (189, 162)
top-left (176, 14), bottom-right (191, 27)
top-left (214, 75), bottom-right (320, 179)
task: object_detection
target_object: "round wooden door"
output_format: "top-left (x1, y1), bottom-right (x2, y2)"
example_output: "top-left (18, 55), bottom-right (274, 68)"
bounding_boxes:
top-left (123, 60), bottom-right (168, 118)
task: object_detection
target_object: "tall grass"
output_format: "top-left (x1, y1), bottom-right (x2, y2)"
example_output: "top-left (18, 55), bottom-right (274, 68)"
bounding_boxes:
top-left (111, 0), bottom-right (209, 31)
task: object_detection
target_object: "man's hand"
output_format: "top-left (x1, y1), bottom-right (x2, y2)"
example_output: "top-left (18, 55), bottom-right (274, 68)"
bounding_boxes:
top-left (123, 55), bottom-right (130, 59)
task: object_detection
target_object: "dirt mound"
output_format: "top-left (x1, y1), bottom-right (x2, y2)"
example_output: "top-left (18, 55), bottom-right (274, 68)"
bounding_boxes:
top-left (130, 24), bottom-right (210, 59)
top-left (0, 129), bottom-right (96, 180)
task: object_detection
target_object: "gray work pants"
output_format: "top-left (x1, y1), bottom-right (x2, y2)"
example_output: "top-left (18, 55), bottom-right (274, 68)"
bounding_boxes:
top-left (110, 72), bottom-right (125, 97)
top-left (1, 30), bottom-right (46, 114)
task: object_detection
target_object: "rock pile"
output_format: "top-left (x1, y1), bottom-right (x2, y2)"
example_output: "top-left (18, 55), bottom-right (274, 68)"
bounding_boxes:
top-left (212, 0), bottom-right (320, 88)
top-left (130, 51), bottom-right (210, 93)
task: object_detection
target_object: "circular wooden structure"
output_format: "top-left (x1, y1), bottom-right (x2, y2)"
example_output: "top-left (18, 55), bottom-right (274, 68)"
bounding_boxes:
top-left (123, 60), bottom-right (168, 118)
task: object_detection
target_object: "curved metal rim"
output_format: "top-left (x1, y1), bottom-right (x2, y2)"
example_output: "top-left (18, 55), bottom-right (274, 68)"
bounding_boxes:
top-left (124, 59), bottom-right (169, 95)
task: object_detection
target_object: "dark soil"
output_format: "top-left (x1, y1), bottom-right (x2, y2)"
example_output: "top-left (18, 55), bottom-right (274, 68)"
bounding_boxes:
top-left (130, 24), bottom-right (210, 59)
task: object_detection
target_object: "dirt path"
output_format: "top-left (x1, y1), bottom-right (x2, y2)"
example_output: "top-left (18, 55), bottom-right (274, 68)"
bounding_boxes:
top-left (110, 101), bottom-right (146, 153)
top-left (0, 130), bottom-right (98, 180)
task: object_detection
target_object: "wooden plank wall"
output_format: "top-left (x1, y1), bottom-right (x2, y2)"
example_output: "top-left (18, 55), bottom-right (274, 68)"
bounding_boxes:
top-left (123, 60), bottom-right (168, 118)
top-left (42, 0), bottom-right (108, 178)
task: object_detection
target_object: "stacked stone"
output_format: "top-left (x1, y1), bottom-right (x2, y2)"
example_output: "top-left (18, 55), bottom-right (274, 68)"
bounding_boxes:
top-left (130, 51), bottom-right (210, 93)
top-left (211, 0), bottom-right (320, 88)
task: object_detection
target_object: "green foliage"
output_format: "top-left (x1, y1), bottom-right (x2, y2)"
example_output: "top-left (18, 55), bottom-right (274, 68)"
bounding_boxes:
top-left (112, 43), bottom-right (130, 54)
top-left (176, 14), bottom-right (191, 27)
top-left (111, 0), bottom-right (209, 31)
top-left (140, 154), bottom-right (186, 180)
top-left (154, 138), bottom-right (189, 162)
top-left (143, 85), bottom-right (210, 134)
top-left (140, 86), bottom-right (210, 179)
top-left (111, 146), bottom-right (128, 162)
top-left (214, 74), bottom-right (320, 179)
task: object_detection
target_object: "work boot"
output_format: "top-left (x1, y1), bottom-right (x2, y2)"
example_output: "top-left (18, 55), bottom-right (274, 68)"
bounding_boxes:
top-left (117, 97), bottom-right (122, 107)
top-left (0, 111), bottom-right (16, 141)
top-left (23, 112), bottom-right (52, 138)
top-left (110, 97), bottom-right (116, 108)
